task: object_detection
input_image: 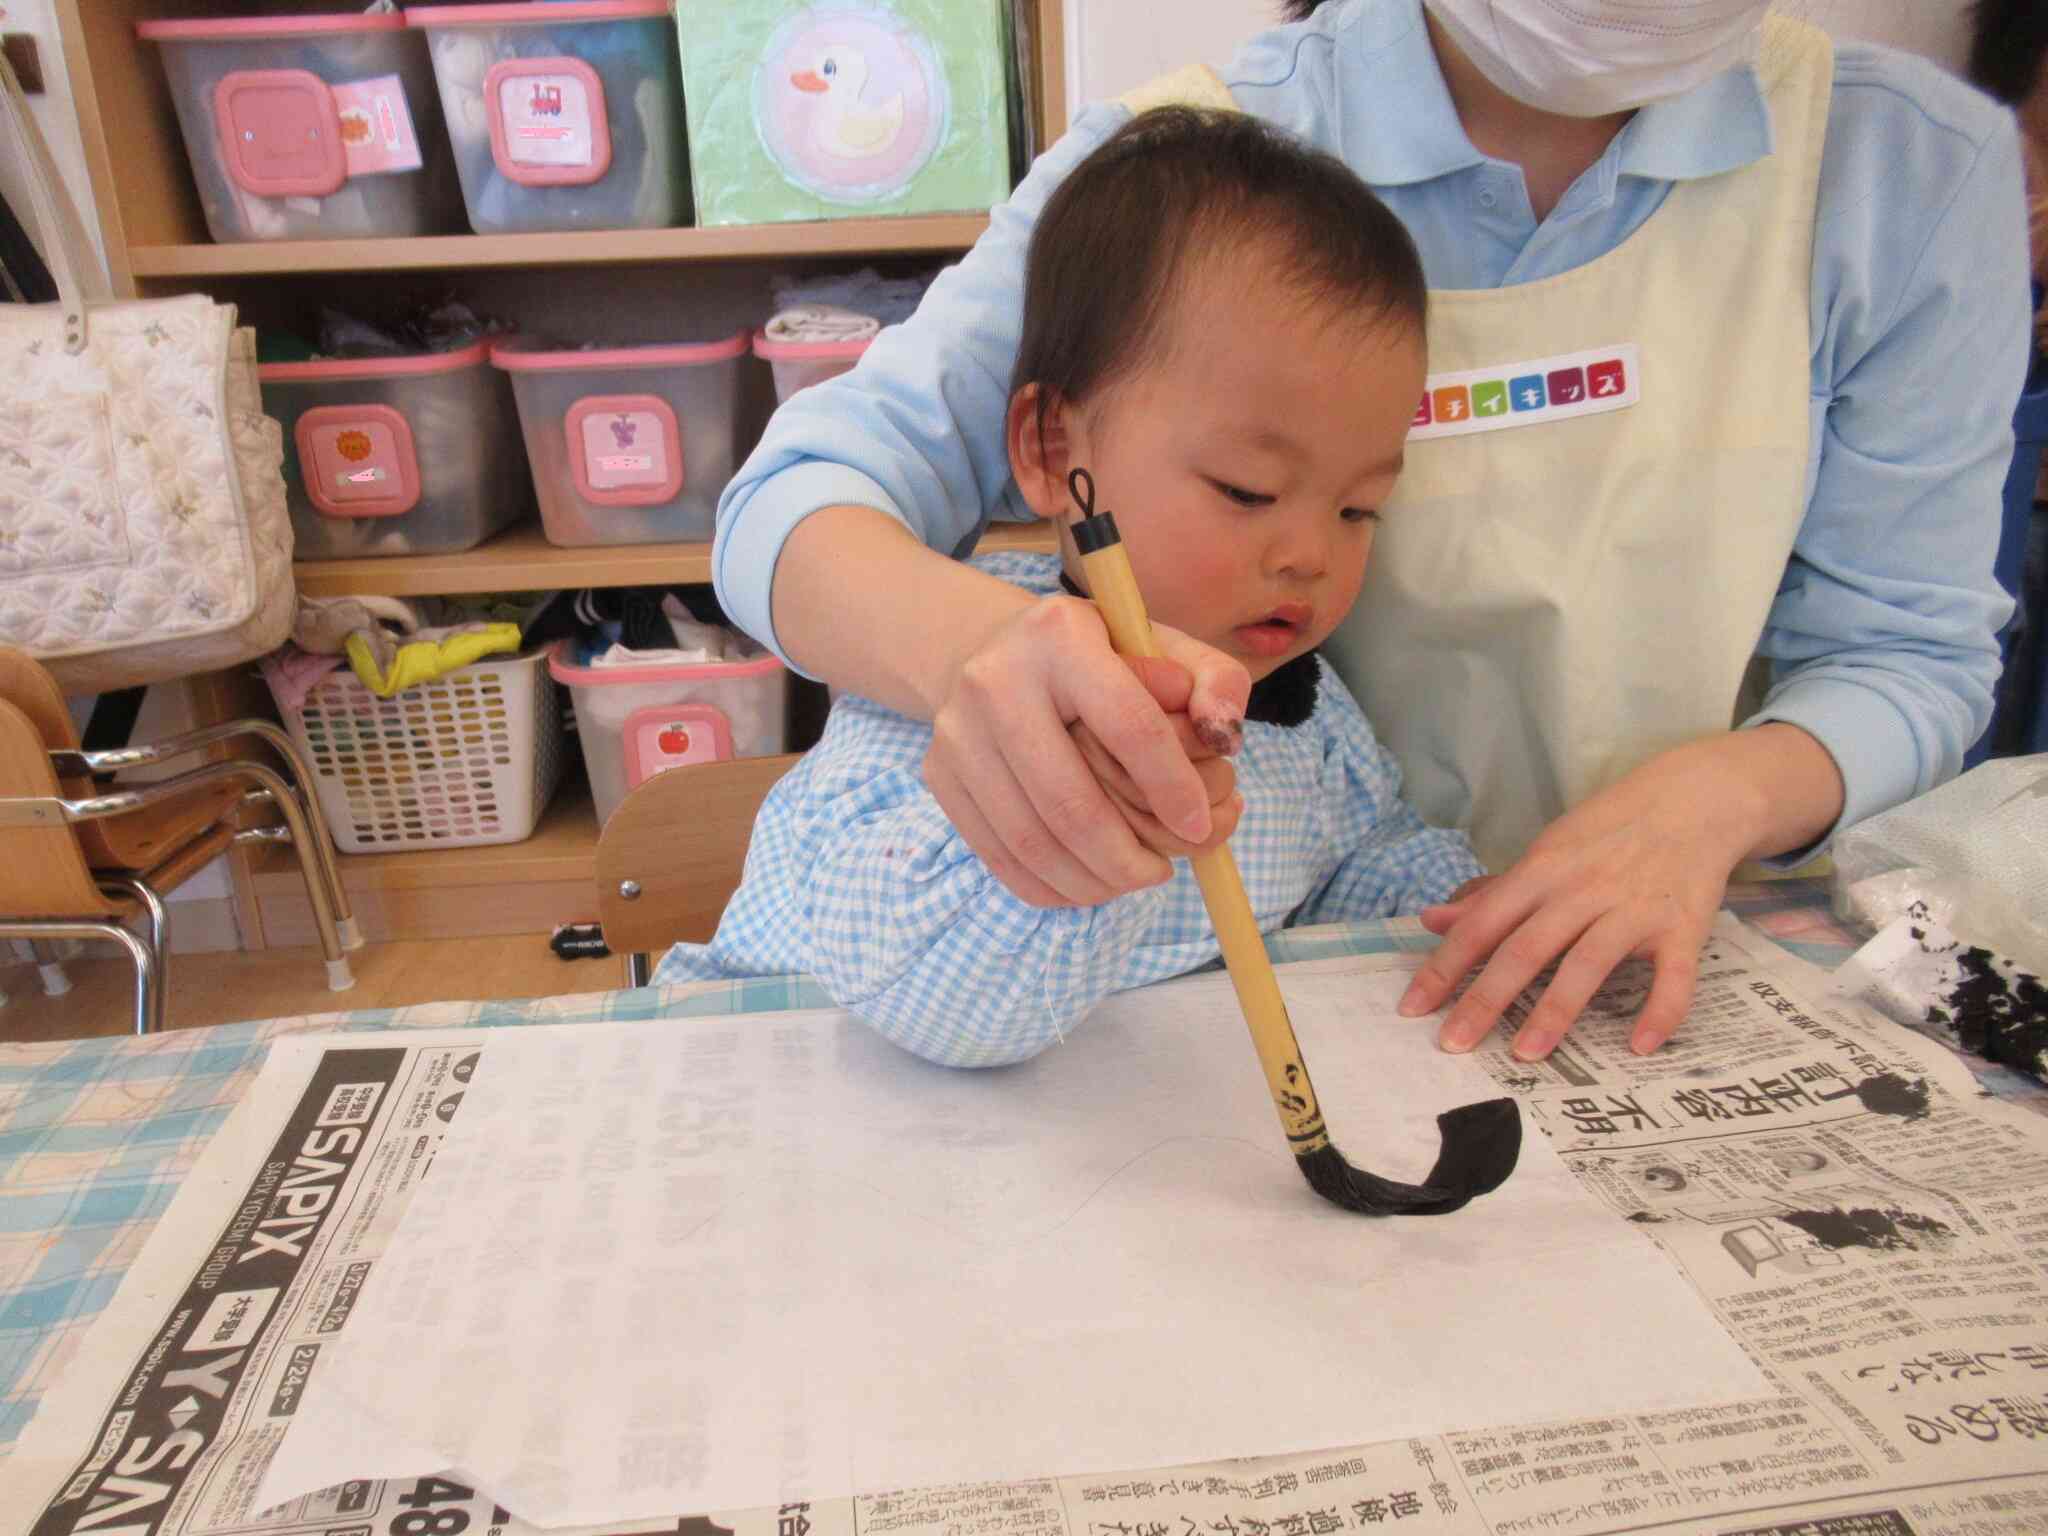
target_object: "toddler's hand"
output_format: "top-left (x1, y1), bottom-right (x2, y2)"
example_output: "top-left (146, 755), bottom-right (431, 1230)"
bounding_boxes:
top-left (1069, 656), bottom-right (1242, 864)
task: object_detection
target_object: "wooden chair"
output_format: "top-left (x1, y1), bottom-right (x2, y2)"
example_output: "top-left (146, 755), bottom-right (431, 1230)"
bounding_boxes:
top-left (0, 647), bottom-right (362, 1034)
top-left (595, 752), bottom-right (803, 986)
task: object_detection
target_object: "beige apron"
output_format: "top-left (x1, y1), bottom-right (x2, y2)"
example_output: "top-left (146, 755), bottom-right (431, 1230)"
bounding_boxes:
top-left (1325, 18), bottom-right (1834, 871)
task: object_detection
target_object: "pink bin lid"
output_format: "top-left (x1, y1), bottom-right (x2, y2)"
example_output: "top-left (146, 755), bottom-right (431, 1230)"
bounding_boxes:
top-left (751, 329), bottom-right (873, 364)
top-left (407, 2), bottom-right (672, 25)
top-left (547, 639), bottom-right (785, 687)
top-left (139, 14), bottom-right (406, 41)
top-left (494, 333), bottom-right (750, 374)
top-left (258, 339), bottom-right (494, 384)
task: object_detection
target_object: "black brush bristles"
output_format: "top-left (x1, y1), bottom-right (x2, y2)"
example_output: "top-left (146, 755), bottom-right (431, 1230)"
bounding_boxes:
top-left (1293, 1098), bottom-right (1523, 1216)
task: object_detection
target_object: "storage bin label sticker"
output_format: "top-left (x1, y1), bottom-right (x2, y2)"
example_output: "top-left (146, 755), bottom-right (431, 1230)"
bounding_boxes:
top-left (330, 75), bottom-right (424, 177)
top-left (296, 404), bottom-right (422, 519)
top-left (1409, 343), bottom-right (1640, 441)
top-left (581, 410), bottom-right (669, 491)
top-left (498, 71), bottom-right (597, 168)
top-left (626, 704), bottom-right (735, 787)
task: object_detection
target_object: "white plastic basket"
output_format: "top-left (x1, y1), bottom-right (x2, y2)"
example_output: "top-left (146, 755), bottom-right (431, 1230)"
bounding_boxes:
top-left (279, 651), bottom-right (565, 852)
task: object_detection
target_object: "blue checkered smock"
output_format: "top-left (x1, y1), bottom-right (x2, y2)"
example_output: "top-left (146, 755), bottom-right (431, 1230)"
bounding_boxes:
top-left (654, 554), bottom-right (1481, 1066)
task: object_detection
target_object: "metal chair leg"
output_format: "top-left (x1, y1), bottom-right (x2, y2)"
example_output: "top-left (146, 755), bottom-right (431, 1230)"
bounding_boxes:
top-left (626, 952), bottom-right (652, 988)
top-left (229, 765), bottom-right (356, 991)
top-left (0, 919), bottom-right (154, 1035)
top-left (229, 721), bottom-right (361, 953)
top-left (234, 823), bottom-right (355, 991)
top-left (99, 876), bottom-right (168, 1034)
top-left (29, 940), bottom-right (72, 997)
top-left (30, 758), bottom-right (355, 991)
top-left (62, 718), bottom-right (362, 952)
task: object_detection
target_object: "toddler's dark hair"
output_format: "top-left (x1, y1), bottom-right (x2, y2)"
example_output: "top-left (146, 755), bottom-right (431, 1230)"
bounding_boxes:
top-left (1969, 0), bottom-right (2048, 104)
top-left (1279, 1), bottom-right (1335, 18)
top-left (1012, 106), bottom-right (1425, 428)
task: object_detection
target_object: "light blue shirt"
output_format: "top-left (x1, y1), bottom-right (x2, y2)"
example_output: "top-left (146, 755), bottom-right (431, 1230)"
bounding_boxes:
top-left (657, 554), bottom-right (1483, 1067)
top-left (713, 0), bottom-right (2031, 846)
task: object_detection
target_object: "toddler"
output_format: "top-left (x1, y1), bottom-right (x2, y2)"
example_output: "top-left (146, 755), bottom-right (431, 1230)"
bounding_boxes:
top-left (656, 108), bottom-right (1481, 1065)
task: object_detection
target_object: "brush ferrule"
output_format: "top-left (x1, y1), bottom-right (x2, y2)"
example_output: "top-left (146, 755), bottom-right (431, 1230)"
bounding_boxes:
top-left (1070, 511), bottom-right (1121, 555)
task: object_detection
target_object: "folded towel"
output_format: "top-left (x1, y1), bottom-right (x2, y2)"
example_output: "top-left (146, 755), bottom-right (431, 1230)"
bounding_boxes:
top-left (764, 304), bottom-right (880, 345)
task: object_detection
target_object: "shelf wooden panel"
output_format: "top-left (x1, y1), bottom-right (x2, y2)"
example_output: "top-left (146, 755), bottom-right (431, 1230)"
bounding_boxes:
top-left (253, 780), bottom-right (601, 896)
top-left (295, 525), bottom-right (711, 598)
top-left (293, 519), bottom-right (1058, 597)
top-left (131, 215), bottom-right (992, 279)
top-left (253, 780), bottom-right (613, 945)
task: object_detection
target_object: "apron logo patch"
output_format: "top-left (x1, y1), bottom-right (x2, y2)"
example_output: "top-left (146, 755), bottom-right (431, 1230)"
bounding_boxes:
top-left (1410, 343), bottom-right (1640, 441)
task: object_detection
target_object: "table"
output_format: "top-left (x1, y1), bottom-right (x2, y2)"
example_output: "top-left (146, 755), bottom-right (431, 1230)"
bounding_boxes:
top-left (0, 879), bottom-right (2030, 1474)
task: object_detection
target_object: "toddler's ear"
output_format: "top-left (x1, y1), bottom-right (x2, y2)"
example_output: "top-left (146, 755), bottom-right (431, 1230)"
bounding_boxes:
top-left (1006, 384), bottom-right (1075, 522)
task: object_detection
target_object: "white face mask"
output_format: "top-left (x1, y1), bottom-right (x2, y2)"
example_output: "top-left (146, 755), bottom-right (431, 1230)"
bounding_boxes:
top-left (1423, 0), bottom-right (1771, 118)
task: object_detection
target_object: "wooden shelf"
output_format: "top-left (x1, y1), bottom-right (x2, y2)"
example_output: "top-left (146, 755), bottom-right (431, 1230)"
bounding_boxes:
top-left (254, 781), bottom-right (602, 894)
top-left (293, 519), bottom-right (1059, 598)
top-left (251, 781), bottom-right (605, 946)
top-left (61, 0), bottom-right (1071, 950)
top-left (130, 215), bottom-right (992, 279)
top-left (295, 524), bottom-right (711, 598)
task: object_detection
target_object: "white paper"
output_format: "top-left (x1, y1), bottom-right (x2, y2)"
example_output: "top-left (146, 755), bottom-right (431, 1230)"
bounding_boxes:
top-left (260, 959), bottom-right (1765, 1529)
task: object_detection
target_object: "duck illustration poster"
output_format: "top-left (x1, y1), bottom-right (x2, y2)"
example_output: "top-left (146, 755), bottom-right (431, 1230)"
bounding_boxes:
top-left (676, 0), bottom-right (1016, 226)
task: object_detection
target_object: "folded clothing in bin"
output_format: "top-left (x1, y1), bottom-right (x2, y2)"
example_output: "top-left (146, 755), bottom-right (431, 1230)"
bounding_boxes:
top-left (755, 304), bottom-right (875, 403)
top-left (346, 621), bottom-right (523, 696)
top-left (549, 634), bottom-right (789, 826)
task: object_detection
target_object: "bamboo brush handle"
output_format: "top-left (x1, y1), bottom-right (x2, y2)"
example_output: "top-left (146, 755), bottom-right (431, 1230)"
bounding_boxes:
top-left (1079, 539), bottom-right (1333, 1156)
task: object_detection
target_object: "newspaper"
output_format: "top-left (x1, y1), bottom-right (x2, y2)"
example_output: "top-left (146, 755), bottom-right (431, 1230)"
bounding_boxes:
top-left (7, 915), bottom-right (2046, 1536)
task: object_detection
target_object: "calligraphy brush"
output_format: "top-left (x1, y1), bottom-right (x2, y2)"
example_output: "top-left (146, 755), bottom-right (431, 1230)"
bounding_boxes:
top-left (1063, 468), bottom-right (1520, 1216)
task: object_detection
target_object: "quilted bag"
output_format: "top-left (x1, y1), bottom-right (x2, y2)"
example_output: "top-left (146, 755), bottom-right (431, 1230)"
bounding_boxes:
top-left (0, 53), bottom-right (292, 693)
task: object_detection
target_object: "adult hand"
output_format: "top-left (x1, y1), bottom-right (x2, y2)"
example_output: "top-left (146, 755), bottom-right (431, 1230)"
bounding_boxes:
top-left (923, 594), bottom-right (1251, 908)
top-left (1396, 727), bottom-right (1841, 1060)
top-left (1069, 678), bottom-right (1243, 864)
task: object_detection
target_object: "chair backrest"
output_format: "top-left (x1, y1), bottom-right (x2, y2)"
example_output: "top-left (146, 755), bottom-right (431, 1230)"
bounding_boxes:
top-left (0, 694), bottom-right (119, 918)
top-left (595, 752), bottom-right (803, 954)
top-left (0, 646), bottom-right (82, 756)
top-left (0, 645), bottom-right (198, 870)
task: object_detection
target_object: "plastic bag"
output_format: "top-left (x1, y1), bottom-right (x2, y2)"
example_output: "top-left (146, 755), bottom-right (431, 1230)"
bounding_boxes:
top-left (1831, 754), bottom-right (2048, 975)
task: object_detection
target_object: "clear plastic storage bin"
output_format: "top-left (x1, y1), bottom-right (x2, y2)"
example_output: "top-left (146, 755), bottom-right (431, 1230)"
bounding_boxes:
top-left (259, 341), bottom-right (532, 561)
top-left (753, 329), bottom-right (870, 404)
top-left (495, 334), bottom-right (748, 547)
top-left (548, 642), bottom-right (789, 826)
top-left (407, 1), bottom-right (692, 234)
top-left (278, 651), bottom-right (565, 853)
top-left (137, 14), bottom-right (463, 244)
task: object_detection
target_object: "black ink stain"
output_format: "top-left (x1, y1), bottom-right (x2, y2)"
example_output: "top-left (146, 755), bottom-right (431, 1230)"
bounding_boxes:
top-left (1926, 947), bottom-right (2048, 1085)
top-left (1777, 1205), bottom-right (1954, 1253)
top-left (1625, 1210), bottom-right (1669, 1224)
top-left (1853, 1072), bottom-right (1931, 1120)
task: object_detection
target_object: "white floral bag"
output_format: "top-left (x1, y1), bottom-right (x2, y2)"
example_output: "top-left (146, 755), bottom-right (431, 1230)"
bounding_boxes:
top-left (0, 53), bottom-right (292, 693)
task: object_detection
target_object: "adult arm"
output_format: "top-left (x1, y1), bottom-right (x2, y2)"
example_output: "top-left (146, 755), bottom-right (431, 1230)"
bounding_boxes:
top-left (712, 108), bottom-right (1249, 906)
